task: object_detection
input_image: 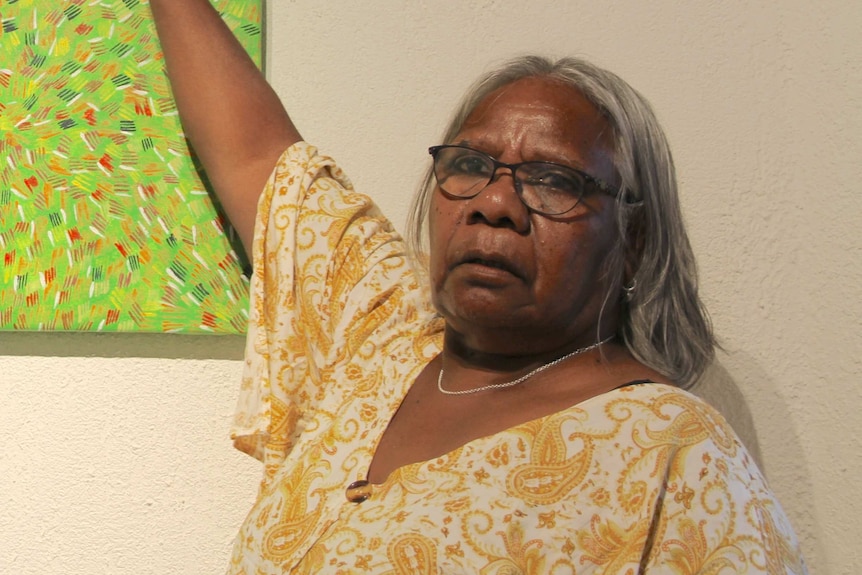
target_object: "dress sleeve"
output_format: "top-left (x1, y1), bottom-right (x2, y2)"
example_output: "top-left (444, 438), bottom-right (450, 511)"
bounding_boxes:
top-left (642, 394), bottom-right (808, 574)
top-left (230, 142), bottom-right (426, 465)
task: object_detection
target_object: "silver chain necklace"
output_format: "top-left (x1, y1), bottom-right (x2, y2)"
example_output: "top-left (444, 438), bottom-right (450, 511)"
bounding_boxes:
top-left (437, 336), bottom-right (614, 396)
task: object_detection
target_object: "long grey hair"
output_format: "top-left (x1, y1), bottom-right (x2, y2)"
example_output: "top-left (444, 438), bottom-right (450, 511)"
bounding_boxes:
top-left (406, 55), bottom-right (715, 388)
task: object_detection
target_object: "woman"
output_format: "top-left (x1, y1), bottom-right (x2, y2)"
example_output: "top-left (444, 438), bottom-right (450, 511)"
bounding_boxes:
top-left (152, 2), bottom-right (806, 573)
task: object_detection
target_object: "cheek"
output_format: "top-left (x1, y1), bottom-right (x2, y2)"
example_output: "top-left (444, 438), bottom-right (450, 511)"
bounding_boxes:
top-left (428, 192), bottom-right (468, 241)
top-left (536, 219), bottom-right (619, 293)
top-left (427, 196), bottom-right (452, 283)
top-left (427, 198), bottom-right (441, 243)
top-left (428, 195), bottom-right (475, 306)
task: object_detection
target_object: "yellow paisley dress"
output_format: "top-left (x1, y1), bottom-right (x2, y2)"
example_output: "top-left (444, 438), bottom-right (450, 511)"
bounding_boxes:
top-left (227, 142), bottom-right (806, 574)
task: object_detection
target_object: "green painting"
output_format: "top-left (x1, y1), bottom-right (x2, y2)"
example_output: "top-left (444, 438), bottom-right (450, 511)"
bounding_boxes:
top-left (0, 0), bottom-right (260, 333)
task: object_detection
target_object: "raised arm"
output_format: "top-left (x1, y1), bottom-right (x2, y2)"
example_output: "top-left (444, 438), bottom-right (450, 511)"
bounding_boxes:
top-left (149, 0), bottom-right (301, 256)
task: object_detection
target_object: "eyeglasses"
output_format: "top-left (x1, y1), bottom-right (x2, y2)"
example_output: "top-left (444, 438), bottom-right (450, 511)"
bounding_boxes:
top-left (428, 144), bottom-right (615, 216)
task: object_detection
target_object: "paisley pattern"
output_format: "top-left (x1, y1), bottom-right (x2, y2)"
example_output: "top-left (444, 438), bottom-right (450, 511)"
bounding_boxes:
top-left (227, 142), bottom-right (806, 574)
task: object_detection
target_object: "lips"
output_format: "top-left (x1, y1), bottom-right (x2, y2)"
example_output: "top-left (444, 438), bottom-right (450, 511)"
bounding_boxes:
top-left (452, 248), bottom-right (526, 280)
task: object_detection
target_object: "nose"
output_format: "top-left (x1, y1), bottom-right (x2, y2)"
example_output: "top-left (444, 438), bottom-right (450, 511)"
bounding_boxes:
top-left (465, 168), bottom-right (530, 233)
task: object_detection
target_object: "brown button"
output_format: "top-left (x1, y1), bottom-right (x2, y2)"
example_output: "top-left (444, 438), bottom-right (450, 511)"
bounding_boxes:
top-left (346, 480), bottom-right (372, 503)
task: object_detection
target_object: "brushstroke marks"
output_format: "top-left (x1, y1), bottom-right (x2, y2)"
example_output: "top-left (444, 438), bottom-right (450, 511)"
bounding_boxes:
top-left (0, 0), bottom-right (261, 333)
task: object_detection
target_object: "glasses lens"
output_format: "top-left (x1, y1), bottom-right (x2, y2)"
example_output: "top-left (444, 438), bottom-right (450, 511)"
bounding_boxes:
top-left (516, 163), bottom-right (587, 215)
top-left (433, 147), bottom-right (493, 197)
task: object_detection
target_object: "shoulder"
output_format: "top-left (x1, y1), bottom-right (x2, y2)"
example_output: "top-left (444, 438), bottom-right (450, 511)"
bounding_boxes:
top-left (607, 383), bottom-right (746, 454)
top-left (577, 382), bottom-right (731, 426)
top-left (548, 382), bottom-right (753, 479)
top-left (265, 141), bottom-right (360, 209)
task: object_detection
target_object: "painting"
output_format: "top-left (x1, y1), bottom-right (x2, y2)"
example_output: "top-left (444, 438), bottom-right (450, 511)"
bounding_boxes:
top-left (0, 0), bottom-right (261, 334)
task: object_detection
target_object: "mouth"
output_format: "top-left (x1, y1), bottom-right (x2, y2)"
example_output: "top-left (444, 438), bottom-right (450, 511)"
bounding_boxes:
top-left (454, 250), bottom-right (525, 280)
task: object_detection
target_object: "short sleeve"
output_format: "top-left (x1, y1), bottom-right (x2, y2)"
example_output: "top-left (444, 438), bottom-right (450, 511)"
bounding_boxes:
top-left (230, 142), bottom-right (428, 468)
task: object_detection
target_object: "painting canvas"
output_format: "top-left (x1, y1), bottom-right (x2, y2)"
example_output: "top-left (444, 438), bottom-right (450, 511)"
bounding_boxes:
top-left (0, 0), bottom-right (261, 333)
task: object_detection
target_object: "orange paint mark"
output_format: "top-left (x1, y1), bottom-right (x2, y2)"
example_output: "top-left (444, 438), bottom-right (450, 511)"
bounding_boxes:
top-left (201, 312), bottom-right (217, 329)
top-left (48, 158), bottom-right (72, 176)
top-left (67, 228), bottom-right (82, 242)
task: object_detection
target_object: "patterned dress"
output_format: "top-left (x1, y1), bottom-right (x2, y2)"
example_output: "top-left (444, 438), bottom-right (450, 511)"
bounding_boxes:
top-left (227, 142), bottom-right (806, 574)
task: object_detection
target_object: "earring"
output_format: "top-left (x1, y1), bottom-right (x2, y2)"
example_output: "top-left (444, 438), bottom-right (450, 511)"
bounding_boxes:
top-left (623, 280), bottom-right (637, 301)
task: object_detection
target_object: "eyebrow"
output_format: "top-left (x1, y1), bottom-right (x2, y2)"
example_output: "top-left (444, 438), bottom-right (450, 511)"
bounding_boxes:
top-left (450, 139), bottom-right (592, 171)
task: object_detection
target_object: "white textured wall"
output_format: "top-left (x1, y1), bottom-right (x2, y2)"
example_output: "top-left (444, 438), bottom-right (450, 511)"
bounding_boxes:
top-left (2, 1), bottom-right (858, 573)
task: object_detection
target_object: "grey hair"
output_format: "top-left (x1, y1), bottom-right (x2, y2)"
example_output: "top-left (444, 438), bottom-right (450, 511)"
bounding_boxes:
top-left (406, 55), bottom-right (715, 388)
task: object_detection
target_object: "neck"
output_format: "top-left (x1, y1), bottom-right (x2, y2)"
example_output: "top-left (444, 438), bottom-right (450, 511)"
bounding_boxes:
top-left (438, 334), bottom-right (616, 396)
top-left (440, 326), bottom-right (617, 379)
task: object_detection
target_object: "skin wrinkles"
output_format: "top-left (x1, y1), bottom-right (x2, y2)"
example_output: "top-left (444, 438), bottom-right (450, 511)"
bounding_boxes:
top-left (368, 78), bottom-right (671, 485)
top-left (458, 80), bottom-right (617, 182)
top-left (429, 76), bottom-right (623, 366)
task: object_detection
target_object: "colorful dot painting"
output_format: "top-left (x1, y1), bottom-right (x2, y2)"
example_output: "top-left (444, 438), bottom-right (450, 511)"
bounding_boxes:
top-left (0, 0), bottom-right (262, 333)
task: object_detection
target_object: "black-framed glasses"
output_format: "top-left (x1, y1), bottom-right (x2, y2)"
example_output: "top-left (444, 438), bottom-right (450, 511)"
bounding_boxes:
top-left (428, 144), bottom-right (616, 216)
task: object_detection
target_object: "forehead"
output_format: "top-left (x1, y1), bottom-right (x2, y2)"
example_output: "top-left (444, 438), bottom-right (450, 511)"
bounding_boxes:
top-left (457, 76), bottom-right (615, 172)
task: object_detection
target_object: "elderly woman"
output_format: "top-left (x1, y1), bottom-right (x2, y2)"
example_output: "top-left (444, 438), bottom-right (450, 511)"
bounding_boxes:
top-left (152, 2), bottom-right (805, 573)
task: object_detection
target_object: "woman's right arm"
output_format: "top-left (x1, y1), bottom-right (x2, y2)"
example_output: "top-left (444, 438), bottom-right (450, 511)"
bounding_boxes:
top-left (149, 0), bottom-right (301, 257)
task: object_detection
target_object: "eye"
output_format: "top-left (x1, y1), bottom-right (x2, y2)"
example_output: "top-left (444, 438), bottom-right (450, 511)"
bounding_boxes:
top-left (448, 149), bottom-right (493, 177)
top-left (521, 164), bottom-right (586, 197)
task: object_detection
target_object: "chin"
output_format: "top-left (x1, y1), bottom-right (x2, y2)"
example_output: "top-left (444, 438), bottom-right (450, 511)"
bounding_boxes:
top-left (435, 290), bottom-right (532, 330)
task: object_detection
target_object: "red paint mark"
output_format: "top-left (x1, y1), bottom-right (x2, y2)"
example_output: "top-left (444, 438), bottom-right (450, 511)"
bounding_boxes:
top-left (44, 267), bottom-right (56, 285)
top-left (83, 108), bottom-right (97, 126)
top-left (67, 228), bottom-right (82, 242)
top-left (92, 188), bottom-right (104, 201)
top-left (26, 292), bottom-right (38, 307)
top-left (140, 184), bottom-right (156, 199)
top-left (24, 176), bottom-right (38, 191)
top-left (134, 101), bottom-right (153, 117)
top-left (75, 23), bottom-right (93, 35)
top-left (98, 154), bottom-right (114, 172)
top-left (114, 242), bottom-right (128, 257)
top-left (106, 309), bottom-right (120, 325)
top-left (3, 252), bottom-right (13, 266)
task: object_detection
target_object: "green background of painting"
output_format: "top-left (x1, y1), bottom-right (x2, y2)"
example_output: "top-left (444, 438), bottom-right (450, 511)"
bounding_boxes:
top-left (0, 0), bottom-right (259, 333)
